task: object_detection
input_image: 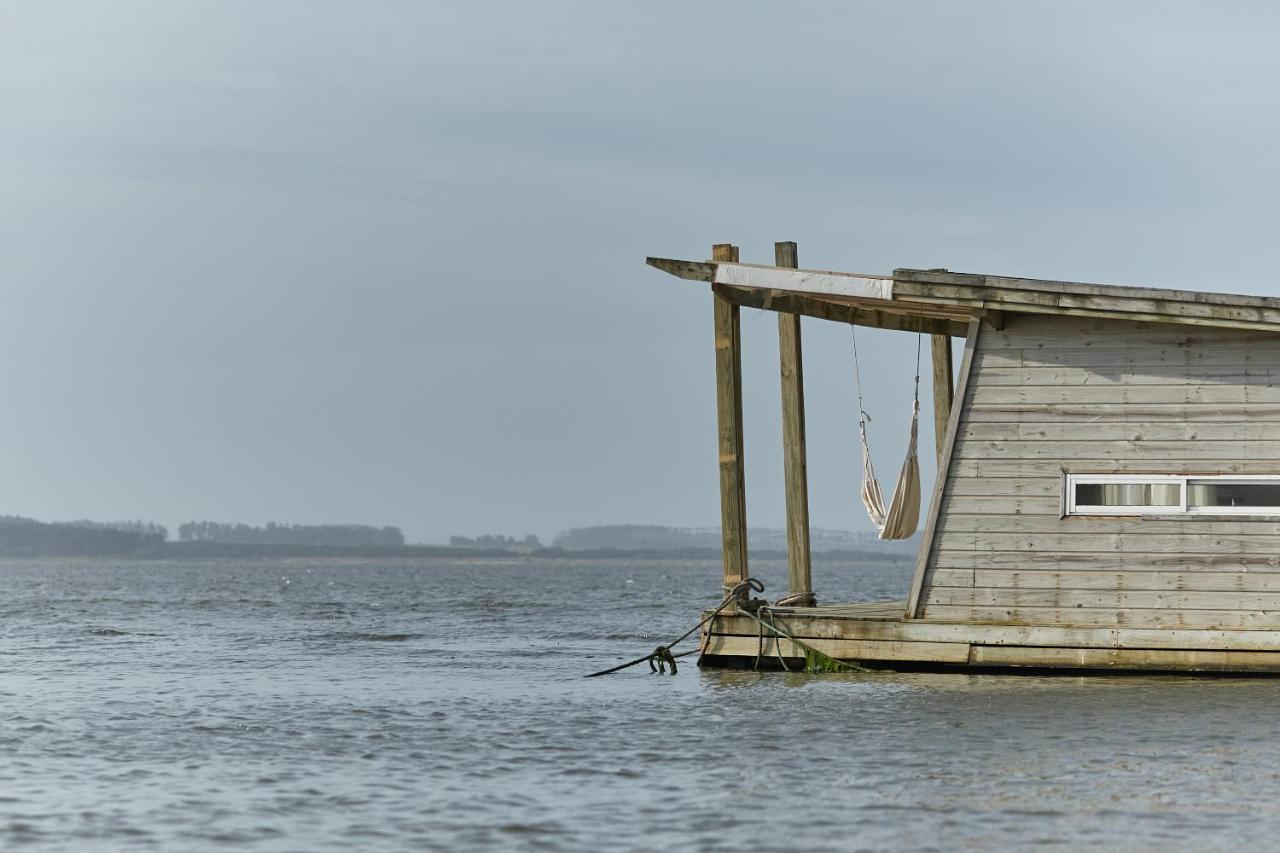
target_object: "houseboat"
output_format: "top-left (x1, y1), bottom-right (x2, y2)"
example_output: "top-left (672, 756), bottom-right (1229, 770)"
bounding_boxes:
top-left (649, 242), bottom-right (1280, 673)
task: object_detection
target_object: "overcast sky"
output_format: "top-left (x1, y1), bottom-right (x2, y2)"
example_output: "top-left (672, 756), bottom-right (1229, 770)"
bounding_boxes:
top-left (5, 2), bottom-right (1280, 542)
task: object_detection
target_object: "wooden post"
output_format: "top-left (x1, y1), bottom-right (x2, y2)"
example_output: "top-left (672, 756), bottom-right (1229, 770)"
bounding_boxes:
top-left (930, 335), bottom-right (954, 463)
top-left (712, 243), bottom-right (749, 597)
top-left (775, 241), bottom-right (814, 606)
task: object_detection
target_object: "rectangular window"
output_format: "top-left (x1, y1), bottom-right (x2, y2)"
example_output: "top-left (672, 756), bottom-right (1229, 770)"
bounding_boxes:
top-left (1066, 475), bottom-right (1280, 516)
top-left (1188, 480), bottom-right (1280, 511)
top-left (1073, 481), bottom-right (1181, 509)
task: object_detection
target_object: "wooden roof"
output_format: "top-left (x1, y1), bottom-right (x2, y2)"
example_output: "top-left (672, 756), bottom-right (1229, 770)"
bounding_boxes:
top-left (646, 256), bottom-right (1280, 336)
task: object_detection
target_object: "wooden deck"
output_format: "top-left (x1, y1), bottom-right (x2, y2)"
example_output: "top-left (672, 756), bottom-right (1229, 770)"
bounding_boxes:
top-left (700, 600), bottom-right (1280, 673)
top-left (765, 601), bottom-right (909, 620)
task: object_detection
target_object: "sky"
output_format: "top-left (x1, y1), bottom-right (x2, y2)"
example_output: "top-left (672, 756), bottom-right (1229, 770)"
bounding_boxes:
top-left (5, 1), bottom-right (1280, 543)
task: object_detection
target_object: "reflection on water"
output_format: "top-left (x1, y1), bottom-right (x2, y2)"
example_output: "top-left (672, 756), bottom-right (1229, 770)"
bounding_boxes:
top-left (0, 556), bottom-right (1278, 850)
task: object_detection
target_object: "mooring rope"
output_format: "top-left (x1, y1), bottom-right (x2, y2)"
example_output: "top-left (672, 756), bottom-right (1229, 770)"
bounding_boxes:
top-left (583, 577), bottom-right (765, 677)
top-left (753, 606), bottom-right (793, 672)
top-left (737, 605), bottom-right (870, 674)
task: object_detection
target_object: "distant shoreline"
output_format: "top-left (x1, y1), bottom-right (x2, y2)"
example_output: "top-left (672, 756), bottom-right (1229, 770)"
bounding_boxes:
top-left (0, 542), bottom-right (914, 562)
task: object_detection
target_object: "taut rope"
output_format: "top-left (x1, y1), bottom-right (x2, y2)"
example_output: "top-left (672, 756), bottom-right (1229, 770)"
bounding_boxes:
top-left (583, 577), bottom-right (765, 677)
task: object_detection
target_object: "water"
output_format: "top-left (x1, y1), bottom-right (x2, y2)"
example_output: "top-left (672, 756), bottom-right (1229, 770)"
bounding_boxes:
top-left (4, 557), bottom-right (1280, 850)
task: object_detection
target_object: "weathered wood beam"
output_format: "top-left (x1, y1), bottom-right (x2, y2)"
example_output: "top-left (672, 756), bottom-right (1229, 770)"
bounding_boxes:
top-left (702, 631), bottom-right (1280, 673)
top-left (647, 257), bottom-right (896, 303)
top-left (647, 256), bottom-right (974, 333)
top-left (954, 298), bottom-right (1280, 334)
top-left (712, 243), bottom-right (749, 597)
top-left (929, 335), bottom-right (953, 463)
top-left (898, 267), bottom-right (1280, 311)
top-left (647, 256), bottom-right (714, 282)
top-left (649, 259), bottom-right (1280, 333)
top-left (713, 285), bottom-right (971, 336)
top-left (775, 241), bottom-right (814, 607)
top-left (894, 273), bottom-right (1280, 332)
top-left (715, 261), bottom-right (892, 300)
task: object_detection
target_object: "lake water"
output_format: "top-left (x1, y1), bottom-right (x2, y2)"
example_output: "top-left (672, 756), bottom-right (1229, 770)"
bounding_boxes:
top-left (4, 557), bottom-right (1280, 850)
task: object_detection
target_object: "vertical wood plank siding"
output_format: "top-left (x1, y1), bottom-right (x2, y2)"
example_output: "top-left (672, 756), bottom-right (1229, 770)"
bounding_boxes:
top-left (917, 313), bottom-right (1280, 630)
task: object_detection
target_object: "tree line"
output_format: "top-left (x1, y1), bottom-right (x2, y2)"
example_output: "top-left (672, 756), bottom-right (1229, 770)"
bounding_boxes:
top-left (61, 519), bottom-right (169, 540)
top-left (178, 521), bottom-right (405, 548)
top-left (0, 516), bottom-right (164, 557)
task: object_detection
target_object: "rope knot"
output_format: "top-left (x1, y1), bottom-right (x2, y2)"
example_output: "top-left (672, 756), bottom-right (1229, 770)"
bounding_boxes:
top-left (648, 645), bottom-right (678, 675)
top-left (583, 576), bottom-right (765, 678)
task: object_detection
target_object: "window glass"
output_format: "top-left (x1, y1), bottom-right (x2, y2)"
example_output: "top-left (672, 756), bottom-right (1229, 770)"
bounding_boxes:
top-left (1074, 482), bottom-right (1180, 507)
top-left (1188, 481), bottom-right (1280, 508)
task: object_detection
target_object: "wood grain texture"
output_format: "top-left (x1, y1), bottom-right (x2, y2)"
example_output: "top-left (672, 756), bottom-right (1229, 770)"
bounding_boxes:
top-left (971, 366), bottom-right (1280, 387)
top-left (714, 260), bottom-right (892, 300)
top-left (954, 437), bottom-right (1280, 459)
top-left (932, 569), bottom-right (1280, 592)
top-left (962, 422), bottom-right (1280, 441)
top-left (931, 335), bottom-right (954, 462)
top-left (946, 477), bottom-right (1064, 497)
top-left (918, 604), bottom-right (1280, 630)
top-left (775, 242), bottom-right (812, 603)
top-left (892, 270), bottom-right (1280, 332)
top-left (975, 346), bottom-right (1270, 369)
top-left (647, 256), bottom-right (1280, 335)
top-left (708, 611), bottom-right (1280, 647)
top-left (917, 311), bottom-right (1280, 629)
top-left (712, 284), bottom-right (970, 336)
top-left (932, 550), bottom-right (1280, 571)
top-left (700, 630), bottom-right (1280, 672)
top-left (702, 634), bottom-right (971, 664)
top-left (936, 531), bottom-right (1280, 554)
top-left (712, 244), bottom-right (748, 595)
top-left (928, 587), bottom-right (1280, 611)
top-left (894, 268), bottom-right (1280, 310)
top-left (938, 495), bottom-right (1063, 515)
top-left (950, 459), bottom-right (1274, 477)
top-left (969, 384), bottom-right (1280, 405)
top-left (941, 515), bottom-right (1280, 536)
top-left (906, 319), bottom-right (982, 617)
top-left (965, 645), bottom-right (1280, 672)
top-left (965, 403), bottom-right (1280, 423)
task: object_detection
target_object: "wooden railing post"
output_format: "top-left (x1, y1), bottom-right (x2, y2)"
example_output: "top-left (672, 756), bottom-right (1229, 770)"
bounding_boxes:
top-left (930, 335), bottom-right (954, 462)
top-left (775, 241), bottom-right (814, 606)
top-left (712, 243), bottom-right (749, 598)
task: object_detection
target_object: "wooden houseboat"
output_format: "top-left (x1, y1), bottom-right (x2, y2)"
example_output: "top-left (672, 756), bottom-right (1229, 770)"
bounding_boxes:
top-left (649, 242), bottom-right (1280, 673)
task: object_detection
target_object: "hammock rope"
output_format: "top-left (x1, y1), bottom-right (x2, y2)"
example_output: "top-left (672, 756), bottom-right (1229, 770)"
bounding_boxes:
top-left (851, 324), bottom-right (923, 540)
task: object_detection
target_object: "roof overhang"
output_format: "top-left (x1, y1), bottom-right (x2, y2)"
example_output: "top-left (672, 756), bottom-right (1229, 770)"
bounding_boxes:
top-left (647, 257), bottom-right (979, 337)
top-left (647, 256), bottom-right (1280, 335)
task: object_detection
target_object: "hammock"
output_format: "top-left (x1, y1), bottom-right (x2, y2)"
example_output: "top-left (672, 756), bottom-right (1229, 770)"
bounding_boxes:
top-left (851, 327), bottom-right (922, 540)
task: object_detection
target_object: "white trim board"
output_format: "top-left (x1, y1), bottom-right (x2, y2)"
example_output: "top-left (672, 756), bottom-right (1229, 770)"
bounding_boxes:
top-left (1065, 473), bottom-right (1280, 517)
top-left (713, 262), bottom-right (894, 301)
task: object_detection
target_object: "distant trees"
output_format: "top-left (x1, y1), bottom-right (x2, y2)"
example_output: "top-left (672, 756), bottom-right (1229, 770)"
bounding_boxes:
top-left (61, 519), bottom-right (169, 540)
top-left (0, 516), bottom-right (164, 556)
top-left (449, 534), bottom-right (541, 550)
top-left (177, 521), bottom-right (404, 548)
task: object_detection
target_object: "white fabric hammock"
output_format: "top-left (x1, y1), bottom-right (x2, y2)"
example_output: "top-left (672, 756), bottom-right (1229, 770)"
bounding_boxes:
top-left (852, 330), bottom-right (922, 540)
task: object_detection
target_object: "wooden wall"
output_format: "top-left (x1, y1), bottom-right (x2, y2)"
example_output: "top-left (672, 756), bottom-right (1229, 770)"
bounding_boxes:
top-left (917, 313), bottom-right (1280, 630)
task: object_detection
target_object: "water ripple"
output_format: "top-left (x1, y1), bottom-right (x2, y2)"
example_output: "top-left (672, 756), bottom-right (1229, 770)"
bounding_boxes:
top-left (0, 557), bottom-right (1276, 850)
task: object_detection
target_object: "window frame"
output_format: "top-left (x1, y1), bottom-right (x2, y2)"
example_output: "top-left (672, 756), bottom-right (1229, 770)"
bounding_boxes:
top-left (1064, 474), bottom-right (1280, 517)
